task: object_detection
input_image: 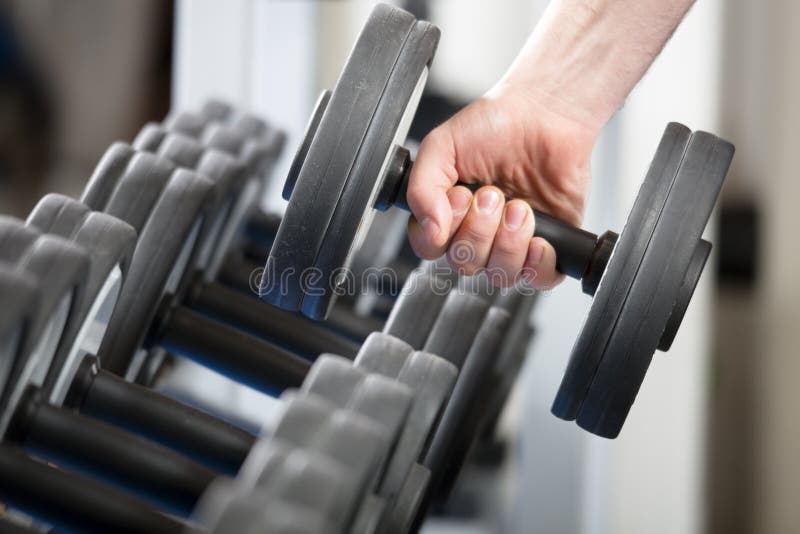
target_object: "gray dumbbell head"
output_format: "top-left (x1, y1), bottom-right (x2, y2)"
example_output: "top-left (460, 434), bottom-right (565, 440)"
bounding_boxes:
top-left (382, 462), bottom-right (431, 534)
top-left (301, 354), bottom-right (413, 469)
top-left (198, 99), bottom-right (286, 155)
top-left (355, 333), bottom-right (457, 504)
top-left (238, 438), bottom-right (357, 530)
top-left (382, 270), bottom-right (451, 350)
top-left (133, 123), bottom-right (247, 276)
top-left (194, 478), bottom-right (333, 534)
top-left (0, 219), bottom-right (90, 435)
top-left (88, 160), bottom-right (217, 377)
top-left (82, 144), bottom-right (177, 233)
top-left (133, 123), bottom-right (246, 200)
top-left (0, 266), bottom-right (39, 405)
top-left (268, 391), bottom-right (390, 526)
top-left (423, 290), bottom-right (490, 369)
top-left (201, 122), bottom-right (276, 177)
top-left (27, 194), bottom-right (137, 404)
top-left (421, 306), bottom-right (512, 510)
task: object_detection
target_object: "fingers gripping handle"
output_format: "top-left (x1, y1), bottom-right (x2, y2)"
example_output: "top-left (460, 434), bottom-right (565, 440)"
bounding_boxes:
top-left (384, 145), bottom-right (608, 286)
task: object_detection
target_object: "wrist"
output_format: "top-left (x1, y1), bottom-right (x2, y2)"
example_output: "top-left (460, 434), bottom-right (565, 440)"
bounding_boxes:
top-left (489, 78), bottom-right (607, 138)
top-left (486, 81), bottom-right (602, 154)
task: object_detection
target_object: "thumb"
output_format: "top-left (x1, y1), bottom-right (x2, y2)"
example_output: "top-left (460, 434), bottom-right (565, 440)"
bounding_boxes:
top-left (406, 127), bottom-right (459, 259)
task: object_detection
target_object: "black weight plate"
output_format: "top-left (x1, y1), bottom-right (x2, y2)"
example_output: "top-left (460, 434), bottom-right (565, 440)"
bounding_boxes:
top-left (97, 171), bottom-right (217, 376)
top-left (552, 123), bottom-right (693, 421)
top-left (27, 194), bottom-right (137, 404)
top-left (300, 19), bottom-right (439, 320)
top-left (658, 238), bottom-right (712, 352)
top-left (0, 267), bottom-right (38, 403)
top-left (283, 90), bottom-right (331, 201)
top-left (382, 271), bottom-right (450, 350)
top-left (262, 5), bottom-right (417, 313)
top-left (577, 132), bottom-right (732, 438)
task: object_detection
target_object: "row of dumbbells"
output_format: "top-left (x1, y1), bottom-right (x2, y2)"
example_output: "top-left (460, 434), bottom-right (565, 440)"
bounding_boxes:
top-left (0, 100), bottom-right (537, 534)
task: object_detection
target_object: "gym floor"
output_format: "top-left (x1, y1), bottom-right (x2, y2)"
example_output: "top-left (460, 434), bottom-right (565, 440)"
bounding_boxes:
top-left (0, 1), bottom-right (797, 534)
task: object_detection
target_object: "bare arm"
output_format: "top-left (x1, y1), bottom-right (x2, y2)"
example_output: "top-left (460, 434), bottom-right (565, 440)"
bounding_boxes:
top-left (502, 0), bottom-right (695, 131)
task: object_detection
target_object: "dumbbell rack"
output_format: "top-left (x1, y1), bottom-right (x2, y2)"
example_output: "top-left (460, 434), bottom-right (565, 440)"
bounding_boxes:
top-left (0, 95), bottom-right (537, 533)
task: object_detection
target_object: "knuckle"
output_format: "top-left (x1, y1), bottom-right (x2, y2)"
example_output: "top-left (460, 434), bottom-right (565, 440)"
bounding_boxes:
top-left (447, 246), bottom-right (481, 275)
top-left (491, 235), bottom-right (522, 258)
top-left (461, 223), bottom-right (493, 244)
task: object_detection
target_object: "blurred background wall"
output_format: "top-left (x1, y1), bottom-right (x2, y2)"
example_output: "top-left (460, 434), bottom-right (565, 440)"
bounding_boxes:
top-left (0, 1), bottom-right (796, 533)
top-left (0, 0), bottom-right (172, 215)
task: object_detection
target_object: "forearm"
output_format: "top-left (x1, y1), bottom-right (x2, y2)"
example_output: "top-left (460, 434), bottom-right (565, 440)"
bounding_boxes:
top-left (498, 0), bottom-right (694, 132)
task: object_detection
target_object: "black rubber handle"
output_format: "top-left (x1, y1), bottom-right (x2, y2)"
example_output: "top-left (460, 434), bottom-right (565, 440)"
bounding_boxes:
top-left (217, 255), bottom-right (382, 341)
top-left (387, 146), bottom-right (601, 281)
top-left (187, 276), bottom-right (360, 359)
top-left (156, 303), bottom-right (311, 395)
top-left (0, 444), bottom-right (183, 534)
top-left (7, 387), bottom-right (217, 516)
top-left (66, 356), bottom-right (255, 475)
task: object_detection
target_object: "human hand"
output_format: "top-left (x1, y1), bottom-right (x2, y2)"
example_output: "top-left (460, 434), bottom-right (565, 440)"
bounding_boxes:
top-left (406, 83), bottom-right (598, 289)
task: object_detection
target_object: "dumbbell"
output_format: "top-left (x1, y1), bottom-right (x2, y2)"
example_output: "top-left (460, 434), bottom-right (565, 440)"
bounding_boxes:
top-left (0, 212), bottom-right (470, 531)
top-left (2, 203), bottom-right (401, 449)
top-left (1, 437), bottom-right (349, 534)
top-left (0, 263), bottom-right (183, 534)
top-left (16, 192), bottom-right (460, 497)
top-left (156, 109), bottom-right (401, 336)
top-left (1, 208), bottom-right (506, 532)
top-left (0, 213), bottom-right (516, 532)
top-left (5, 387), bottom-right (386, 533)
top-left (76, 147), bottom-right (341, 390)
top-left (260, 3), bottom-right (734, 438)
top-left (0, 220), bottom-right (218, 512)
top-left (0, 232), bottom-right (404, 527)
top-left (0, 273), bottom-right (439, 533)
top-left (120, 127), bottom-right (361, 361)
top-left (163, 104), bottom-right (414, 320)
